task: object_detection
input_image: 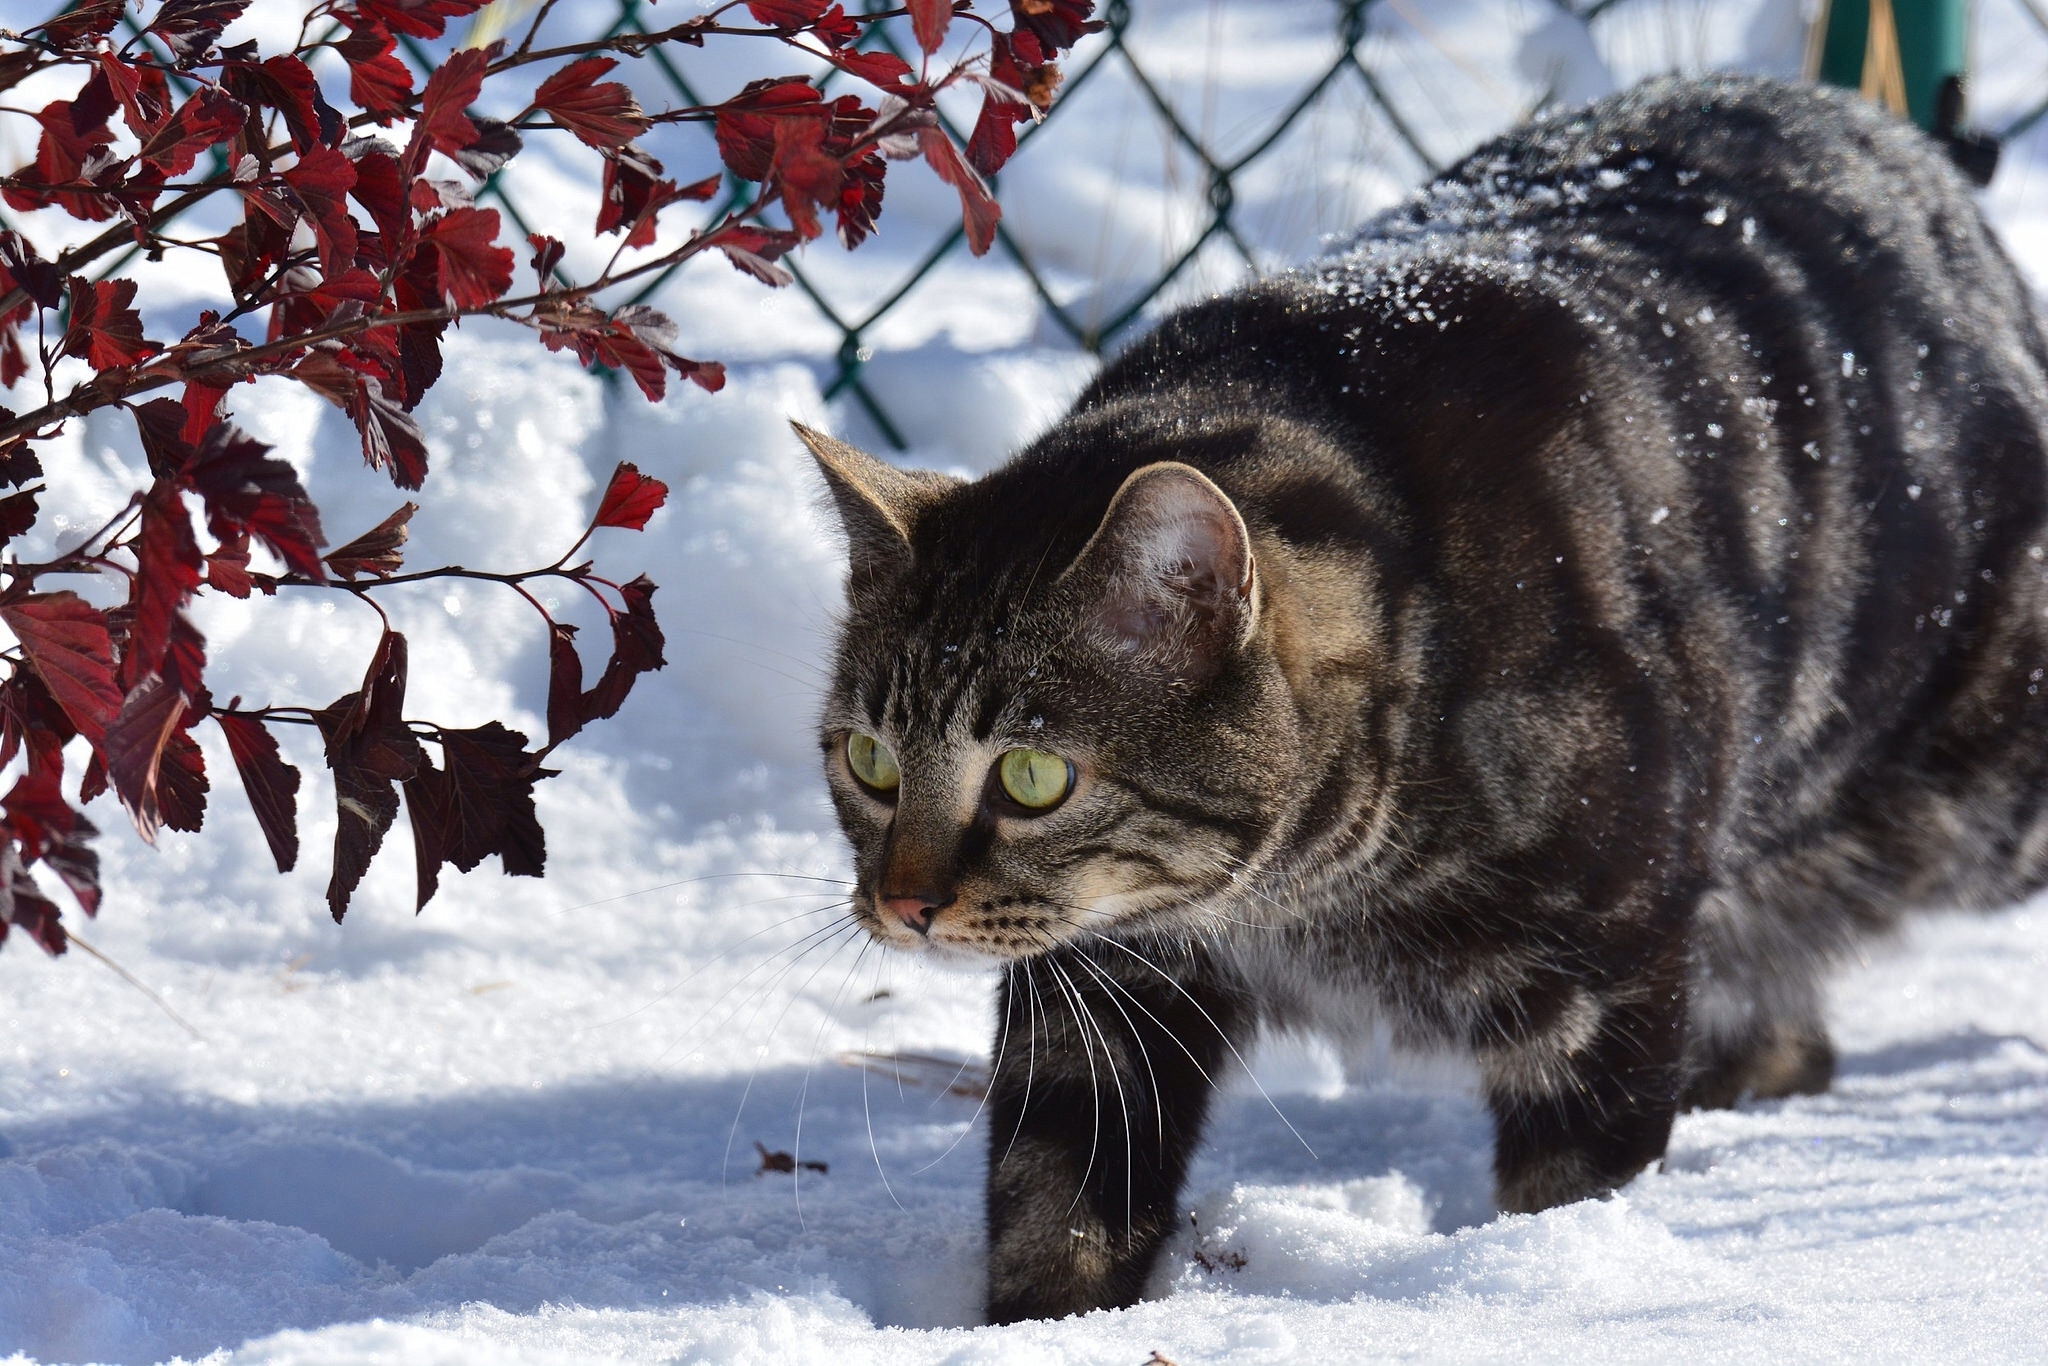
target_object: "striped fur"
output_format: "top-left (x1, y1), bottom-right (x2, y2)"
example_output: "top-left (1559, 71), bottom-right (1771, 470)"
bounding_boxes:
top-left (807, 76), bottom-right (2048, 1322)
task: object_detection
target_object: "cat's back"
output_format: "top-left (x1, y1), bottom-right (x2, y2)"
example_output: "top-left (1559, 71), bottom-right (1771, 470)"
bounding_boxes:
top-left (1043, 73), bottom-right (2048, 904)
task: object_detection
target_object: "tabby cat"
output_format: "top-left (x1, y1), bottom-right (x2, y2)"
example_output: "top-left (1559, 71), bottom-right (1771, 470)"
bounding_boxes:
top-left (800, 74), bottom-right (2048, 1322)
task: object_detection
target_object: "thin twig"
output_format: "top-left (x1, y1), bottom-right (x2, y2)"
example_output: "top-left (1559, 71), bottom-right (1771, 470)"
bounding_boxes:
top-left (65, 931), bottom-right (206, 1043)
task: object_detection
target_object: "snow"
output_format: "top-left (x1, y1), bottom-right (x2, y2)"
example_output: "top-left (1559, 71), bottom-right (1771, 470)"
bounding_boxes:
top-left (4, 2), bottom-right (2048, 1363)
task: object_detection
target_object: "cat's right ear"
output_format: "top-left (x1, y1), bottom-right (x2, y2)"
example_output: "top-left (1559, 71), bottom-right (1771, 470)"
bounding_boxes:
top-left (793, 422), bottom-right (956, 588)
top-left (1062, 461), bottom-right (1258, 680)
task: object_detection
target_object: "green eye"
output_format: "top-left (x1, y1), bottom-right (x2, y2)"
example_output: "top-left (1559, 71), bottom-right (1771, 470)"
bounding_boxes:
top-left (998, 748), bottom-right (1073, 810)
top-left (846, 732), bottom-right (900, 793)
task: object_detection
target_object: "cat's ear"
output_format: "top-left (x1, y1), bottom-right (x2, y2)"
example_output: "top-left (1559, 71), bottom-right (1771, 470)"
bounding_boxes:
top-left (793, 422), bottom-right (956, 587)
top-left (1063, 462), bottom-right (1257, 677)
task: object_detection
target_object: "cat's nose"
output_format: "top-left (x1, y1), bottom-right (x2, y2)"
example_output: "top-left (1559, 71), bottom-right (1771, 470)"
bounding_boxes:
top-left (882, 893), bottom-right (946, 935)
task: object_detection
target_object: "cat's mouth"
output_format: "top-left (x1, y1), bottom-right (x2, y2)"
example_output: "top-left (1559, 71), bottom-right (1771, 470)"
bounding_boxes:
top-left (859, 886), bottom-right (1199, 961)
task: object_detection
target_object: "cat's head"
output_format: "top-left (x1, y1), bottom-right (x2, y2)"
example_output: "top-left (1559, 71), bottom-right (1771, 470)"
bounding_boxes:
top-left (801, 421), bottom-right (1314, 964)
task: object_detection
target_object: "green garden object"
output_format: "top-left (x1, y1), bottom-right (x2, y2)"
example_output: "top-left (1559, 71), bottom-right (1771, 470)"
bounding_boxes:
top-left (1814, 0), bottom-right (1968, 132)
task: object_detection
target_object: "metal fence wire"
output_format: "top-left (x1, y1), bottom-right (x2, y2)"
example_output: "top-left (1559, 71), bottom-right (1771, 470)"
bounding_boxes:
top-left (49, 1), bottom-right (2048, 450)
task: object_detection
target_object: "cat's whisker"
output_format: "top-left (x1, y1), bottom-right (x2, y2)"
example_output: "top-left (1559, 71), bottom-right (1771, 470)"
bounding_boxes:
top-left (995, 958), bottom-right (1047, 1174)
top-left (1052, 930), bottom-right (1230, 1100)
top-left (645, 903), bottom-right (858, 1067)
top-left (579, 898), bottom-right (853, 1038)
top-left (547, 869), bottom-right (854, 919)
top-left (793, 934), bottom-right (878, 1227)
top-left (719, 919), bottom-right (867, 1198)
top-left (1038, 951), bottom-right (1114, 1224)
top-left (909, 954), bottom-right (1020, 1177)
top-left (1083, 931), bottom-right (1318, 1161)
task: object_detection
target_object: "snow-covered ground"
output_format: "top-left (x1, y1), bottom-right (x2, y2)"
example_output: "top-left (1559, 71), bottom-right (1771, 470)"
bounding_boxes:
top-left (4, 2), bottom-right (2048, 1362)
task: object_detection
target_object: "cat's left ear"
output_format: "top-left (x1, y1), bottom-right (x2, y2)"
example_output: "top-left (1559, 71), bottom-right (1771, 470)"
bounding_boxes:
top-left (793, 422), bottom-right (957, 588)
top-left (1062, 461), bottom-right (1258, 678)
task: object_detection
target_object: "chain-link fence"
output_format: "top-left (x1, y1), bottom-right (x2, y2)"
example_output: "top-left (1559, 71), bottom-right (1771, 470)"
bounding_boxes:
top-left (34, 1), bottom-right (2048, 450)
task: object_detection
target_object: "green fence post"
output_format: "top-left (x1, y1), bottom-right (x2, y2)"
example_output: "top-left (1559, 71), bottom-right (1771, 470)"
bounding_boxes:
top-left (1815, 0), bottom-right (1969, 132)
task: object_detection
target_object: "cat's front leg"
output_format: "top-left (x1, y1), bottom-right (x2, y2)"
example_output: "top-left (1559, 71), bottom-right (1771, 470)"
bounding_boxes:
top-left (983, 946), bottom-right (1243, 1323)
top-left (1477, 941), bottom-right (1690, 1214)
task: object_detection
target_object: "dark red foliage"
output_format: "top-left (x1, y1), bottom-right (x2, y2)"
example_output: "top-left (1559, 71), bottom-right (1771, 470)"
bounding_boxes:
top-left (593, 463), bottom-right (670, 532)
top-left (421, 206), bottom-right (514, 309)
top-left (337, 24), bottom-right (413, 121)
top-left (188, 422), bottom-right (328, 579)
top-left (406, 721), bottom-right (547, 909)
top-left (533, 57), bottom-right (650, 151)
top-left (215, 711), bottom-right (300, 873)
top-left (325, 503), bottom-right (417, 581)
top-left (0, 594), bottom-right (123, 745)
top-left (919, 126), bottom-right (1000, 254)
top-left (315, 631), bottom-right (423, 921)
top-left (104, 673), bottom-right (193, 841)
top-left (135, 86), bottom-right (246, 179)
top-left (909, 0), bottom-right (954, 54)
top-left (148, 0), bottom-right (253, 67)
top-left (0, 0), bottom-right (1089, 952)
top-left (3, 771), bottom-right (101, 916)
top-left (580, 575), bottom-right (666, 724)
top-left (62, 278), bottom-right (155, 371)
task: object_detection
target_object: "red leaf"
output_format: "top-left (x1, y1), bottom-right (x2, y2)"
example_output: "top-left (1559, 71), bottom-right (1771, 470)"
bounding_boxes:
top-left (215, 711), bottom-right (300, 873)
top-left (967, 33), bottom-right (1033, 176)
top-left (127, 483), bottom-right (205, 685)
top-left (747, 0), bottom-right (831, 25)
top-left (0, 489), bottom-right (38, 544)
top-left (354, 0), bottom-right (488, 40)
top-left (446, 117), bottom-right (522, 180)
top-left (596, 144), bottom-right (676, 249)
top-left (39, 0), bottom-right (125, 51)
top-left (314, 631), bottom-right (422, 921)
top-left (909, 0), bottom-right (952, 54)
top-left (421, 206), bottom-right (513, 309)
top-left (284, 144), bottom-right (361, 276)
top-left (61, 277), bottom-right (156, 372)
top-left (0, 593), bottom-right (123, 744)
top-left (189, 422), bottom-right (327, 579)
top-left (5, 87), bottom-right (117, 220)
top-left (133, 396), bottom-right (194, 480)
top-left (161, 611), bottom-right (208, 699)
top-left (528, 233), bottom-right (565, 281)
top-left (157, 728), bottom-right (209, 834)
top-left (917, 127), bottom-right (999, 254)
top-left (1010, 0), bottom-right (1104, 52)
top-left (593, 462), bottom-right (668, 531)
top-left (325, 502), bottom-right (417, 580)
top-left (716, 79), bottom-right (823, 183)
top-left (295, 352), bottom-right (429, 489)
top-left (718, 224), bottom-right (803, 285)
top-left (99, 53), bottom-right (173, 137)
top-left (830, 48), bottom-right (916, 89)
top-left (3, 772), bottom-right (100, 916)
top-left (533, 56), bottom-right (650, 151)
top-left (181, 379), bottom-right (232, 444)
top-left (580, 575), bottom-right (665, 723)
top-left (771, 111), bottom-right (846, 240)
top-left (338, 26), bottom-right (413, 123)
top-left (351, 379), bottom-right (430, 489)
top-left (103, 674), bottom-right (189, 842)
top-left (223, 55), bottom-right (337, 155)
top-left (2, 846), bottom-right (69, 956)
top-left (137, 87), bottom-right (246, 178)
top-left (146, 0), bottom-right (251, 66)
top-left (0, 669), bottom-right (77, 786)
top-left (546, 622), bottom-right (582, 749)
top-left (205, 530), bottom-right (257, 597)
top-left (347, 143), bottom-right (410, 243)
top-left (406, 46), bottom-right (488, 174)
top-left (404, 722), bottom-right (546, 911)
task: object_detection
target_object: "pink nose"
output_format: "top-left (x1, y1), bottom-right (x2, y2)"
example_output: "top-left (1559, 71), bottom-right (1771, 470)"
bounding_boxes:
top-left (883, 894), bottom-right (943, 935)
